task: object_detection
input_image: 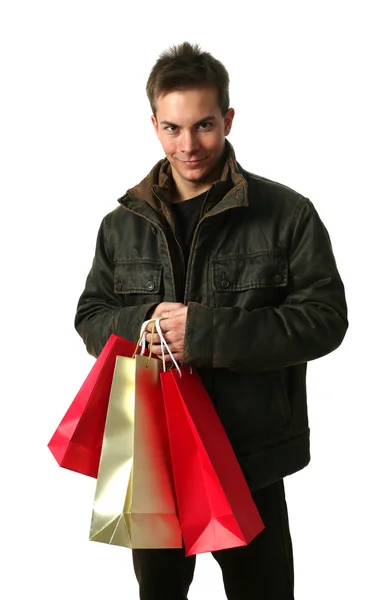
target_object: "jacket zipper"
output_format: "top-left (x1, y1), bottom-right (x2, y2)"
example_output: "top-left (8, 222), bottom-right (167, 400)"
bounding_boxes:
top-left (183, 186), bottom-right (213, 305)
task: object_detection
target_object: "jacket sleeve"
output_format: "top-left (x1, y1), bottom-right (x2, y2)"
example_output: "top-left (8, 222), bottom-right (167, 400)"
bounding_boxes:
top-left (74, 217), bottom-right (157, 358)
top-left (183, 198), bottom-right (348, 372)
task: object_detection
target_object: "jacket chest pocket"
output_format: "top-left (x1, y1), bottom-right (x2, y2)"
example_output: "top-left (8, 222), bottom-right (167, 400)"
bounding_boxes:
top-left (212, 250), bottom-right (288, 309)
top-left (114, 261), bottom-right (163, 305)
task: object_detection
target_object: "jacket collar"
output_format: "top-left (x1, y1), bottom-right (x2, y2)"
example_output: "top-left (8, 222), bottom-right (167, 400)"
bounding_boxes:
top-left (118, 140), bottom-right (248, 220)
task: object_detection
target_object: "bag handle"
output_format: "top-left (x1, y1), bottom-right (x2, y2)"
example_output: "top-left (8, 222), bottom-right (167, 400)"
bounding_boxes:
top-left (132, 318), bottom-right (156, 367)
top-left (138, 318), bottom-right (182, 376)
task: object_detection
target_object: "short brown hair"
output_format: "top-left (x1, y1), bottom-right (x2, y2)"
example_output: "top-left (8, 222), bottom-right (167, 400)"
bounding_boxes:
top-left (146, 42), bottom-right (230, 116)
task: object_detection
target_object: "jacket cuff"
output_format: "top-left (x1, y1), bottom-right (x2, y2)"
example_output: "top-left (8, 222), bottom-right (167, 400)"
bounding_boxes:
top-left (119, 303), bottom-right (159, 345)
top-left (183, 302), bottom-right (213, 367)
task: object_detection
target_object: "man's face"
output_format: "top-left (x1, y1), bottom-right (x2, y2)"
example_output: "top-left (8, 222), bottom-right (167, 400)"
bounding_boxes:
top-left (151, 87), bottom-right (234, 187)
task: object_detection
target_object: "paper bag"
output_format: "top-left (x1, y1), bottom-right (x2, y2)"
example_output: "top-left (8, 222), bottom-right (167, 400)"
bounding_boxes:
top-left (48, 334), bottom-right (139, 477)
top-left (89, 354), bottom-right (182, 549)
top-left (161, 367), bottom-right (265, 556)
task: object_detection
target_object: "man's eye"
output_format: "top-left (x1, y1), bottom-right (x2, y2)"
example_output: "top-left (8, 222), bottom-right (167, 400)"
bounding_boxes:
top-left (198, 122), bottom-right (212, 129)
top-left (165, 125), bottom-right (178, 132)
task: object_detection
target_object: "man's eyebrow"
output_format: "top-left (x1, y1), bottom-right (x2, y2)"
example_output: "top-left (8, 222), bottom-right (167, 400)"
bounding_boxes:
top-left (160, 116), bottom-right (217, 127)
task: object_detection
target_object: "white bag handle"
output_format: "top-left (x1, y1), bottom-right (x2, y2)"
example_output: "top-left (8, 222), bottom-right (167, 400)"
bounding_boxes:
top-left (139, 318), bottom-right (182, 376)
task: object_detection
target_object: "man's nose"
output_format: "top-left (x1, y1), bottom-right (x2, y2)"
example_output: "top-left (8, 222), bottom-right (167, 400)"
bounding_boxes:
top-left (180, 130), bottom-right (199, 154)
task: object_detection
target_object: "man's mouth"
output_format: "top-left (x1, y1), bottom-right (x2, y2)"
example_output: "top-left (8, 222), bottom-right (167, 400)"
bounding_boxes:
top-left (179, 157), bottom-right (206, 165)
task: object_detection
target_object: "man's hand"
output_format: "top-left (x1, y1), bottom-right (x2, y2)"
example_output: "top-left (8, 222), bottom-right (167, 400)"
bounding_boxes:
top-left (145, 302), bottom-right (187, 363)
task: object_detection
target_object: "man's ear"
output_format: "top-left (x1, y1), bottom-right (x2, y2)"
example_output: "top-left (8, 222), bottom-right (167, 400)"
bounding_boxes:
top-left (151, 115), bottom-right (159, 136)
top-left (224, 108), bottom-right (235, 136)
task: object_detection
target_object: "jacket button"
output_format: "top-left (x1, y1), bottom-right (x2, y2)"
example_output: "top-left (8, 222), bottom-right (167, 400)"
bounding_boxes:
top-left (146, 280), bottom-right (155, 291)
top-left (221, 279), bottom-right (230, 289)
top-left (273, 274), bottom-right (283, 284)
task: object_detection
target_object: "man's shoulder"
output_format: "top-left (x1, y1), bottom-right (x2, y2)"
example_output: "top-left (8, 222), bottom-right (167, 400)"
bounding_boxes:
top-left (97, 200), bottom-right (141, 240)
top-left (240, 165), bottom-right (307, 203)
top-left (100, 202), bottom-right (128, 223)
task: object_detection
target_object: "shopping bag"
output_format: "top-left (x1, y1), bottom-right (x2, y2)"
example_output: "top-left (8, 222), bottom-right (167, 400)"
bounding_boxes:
top-left (48, 334), bottom-right (141, 478)
top-left (161, 367), bottom-right (265, 556)
top-left (89, 353), bottom-right (182, 549)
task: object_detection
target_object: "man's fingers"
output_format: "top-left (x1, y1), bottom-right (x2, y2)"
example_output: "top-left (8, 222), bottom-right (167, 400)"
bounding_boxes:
top-left (161, 308), bottom-right (187, 319)
top-left (146, 321), bottom-right (183, 342)
top-left (149, 340), bottom-right (183, 354)
top-left (151, 302), bottom-right (185, 319)
top-left (148, 345), bottom-right (183, 363)
top-left (146, 330), bottom-right (173, 342)
top-left (146, 317), bottom-right (176, 335)
top-left (158, 315), bottom-right (185, 332)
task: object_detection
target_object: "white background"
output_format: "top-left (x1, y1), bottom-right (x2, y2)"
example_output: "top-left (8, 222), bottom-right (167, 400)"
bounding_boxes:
top-left (1, 1), bottom-right (391, 598)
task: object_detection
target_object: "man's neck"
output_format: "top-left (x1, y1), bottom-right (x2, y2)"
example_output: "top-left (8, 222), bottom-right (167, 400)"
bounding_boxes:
top-left (172, 182), bottom-right (211, 203)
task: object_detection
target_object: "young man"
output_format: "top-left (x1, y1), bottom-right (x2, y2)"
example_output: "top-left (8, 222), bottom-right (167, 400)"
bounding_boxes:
top-left (75, 42), bottom-right (348, 599)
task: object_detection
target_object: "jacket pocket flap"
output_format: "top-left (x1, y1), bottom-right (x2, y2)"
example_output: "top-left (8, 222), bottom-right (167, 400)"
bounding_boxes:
top-left (212, 251), bottom-right (288, 291)
top-left (114, 261), bottom-right (163, 294)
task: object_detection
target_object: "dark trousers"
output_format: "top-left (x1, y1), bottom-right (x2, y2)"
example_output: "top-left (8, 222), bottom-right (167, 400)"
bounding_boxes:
top-left (132, 479), bottom-right (295, 599)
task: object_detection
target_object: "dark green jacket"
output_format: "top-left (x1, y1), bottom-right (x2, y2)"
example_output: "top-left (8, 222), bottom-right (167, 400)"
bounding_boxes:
top-left (75, 142), bottom-right (348, 490)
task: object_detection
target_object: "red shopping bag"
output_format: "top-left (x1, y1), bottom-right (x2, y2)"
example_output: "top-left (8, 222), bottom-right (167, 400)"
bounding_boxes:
top-left (48, 334), bottom-right (141, 478)
top-left (161, 367), bottom-right (265, 556)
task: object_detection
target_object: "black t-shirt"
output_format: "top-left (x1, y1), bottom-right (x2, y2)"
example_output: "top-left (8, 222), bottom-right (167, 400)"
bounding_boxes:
top-left (171, 192), bottom-right (206, 270)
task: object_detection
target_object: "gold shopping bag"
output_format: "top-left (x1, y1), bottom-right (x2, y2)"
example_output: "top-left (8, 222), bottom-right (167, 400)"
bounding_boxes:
top-left (89, 353), bottom-right (182, 549)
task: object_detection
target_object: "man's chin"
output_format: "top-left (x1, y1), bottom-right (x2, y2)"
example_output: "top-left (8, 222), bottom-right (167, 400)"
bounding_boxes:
top-left (183, 173), bottom-right (211, 185)
top-left (177, 165), bottom-right (211, 183)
